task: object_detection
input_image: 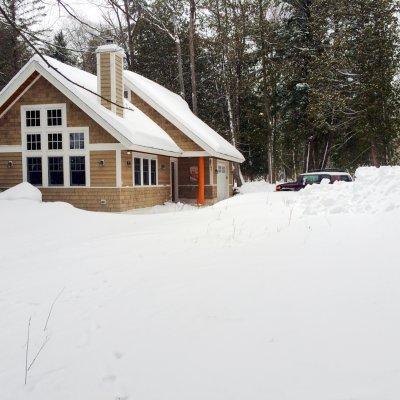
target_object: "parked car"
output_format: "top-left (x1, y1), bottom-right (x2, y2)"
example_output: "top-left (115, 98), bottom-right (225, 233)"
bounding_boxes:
top-left (275, 170), bottom-right (353, 192)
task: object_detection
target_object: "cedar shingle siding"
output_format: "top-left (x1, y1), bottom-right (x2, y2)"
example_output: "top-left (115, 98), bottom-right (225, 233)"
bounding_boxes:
top-left (131, 92), bottom-right (202, 152)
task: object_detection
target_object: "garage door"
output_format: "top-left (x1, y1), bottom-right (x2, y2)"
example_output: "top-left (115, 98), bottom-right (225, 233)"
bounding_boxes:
top-left (217, 162), bottom-right (229, 201)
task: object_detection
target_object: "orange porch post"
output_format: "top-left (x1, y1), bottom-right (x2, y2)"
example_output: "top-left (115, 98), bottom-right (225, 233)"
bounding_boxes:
top-left (197, 156), bottom-right (205, 205)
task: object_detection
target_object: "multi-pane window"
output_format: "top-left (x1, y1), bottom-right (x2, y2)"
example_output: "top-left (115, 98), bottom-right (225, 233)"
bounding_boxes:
top-left (151, 159), bottom-right (157, 185)
top-left (27, 157), bottom-right (42, 185)
top-left (26, 110), bottom-right (40, 127)
top-left (143, 159), bottom-right (149, 186)
top-left (27, 134), bottom-right (41, 150)
top-left (70, 156), bottom-right (86, 186)
top-left (48, 133), bottom-right (62, 150)
top-left (134, 157), bottom-right (141, 185)
top-left (69, 132), bottom-right (84, 149)
top-left (48, 157), bottom-right (64, 186)
top-left (134, 157), bottom-right (157, 186)
top-left (47, 109), bottom-right (62, 126)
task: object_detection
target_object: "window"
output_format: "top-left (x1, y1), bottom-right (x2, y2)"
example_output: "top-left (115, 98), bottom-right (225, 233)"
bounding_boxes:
top-left (26, 110), bottom-right (40, 127)
top-left (151, 159), bottom-right (157, 185)
top-left (27, 134), bottom-right (41, 150)
top-left (47, 109), bottom-right (62, 126)
top-left (134, 157), bottom-right (141, 185)
top-left (134, 156), bottom-right (157, 186)
top-left (69, 132), bottom-right (84, 149)
top-left (48, 157), bottom-right (64, 186)
top-left (143, 159), bottom-right (149, 185)
top-left (70, 156), bottom-right (86, 186)
top-left (48, 133), bottom-right (62, 150)
top-left (27, 157), bottom-right (42, 185)
top-left (301, 174), bottom-right (320, 184)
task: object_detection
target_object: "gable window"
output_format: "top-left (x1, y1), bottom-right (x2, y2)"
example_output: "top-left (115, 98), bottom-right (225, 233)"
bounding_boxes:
top-left (27, 157), bottom-right (42, 185)
top-left (69, 132), bottom-right (84, 149)
top-left (48, 133), bottom-right (62, 150)
top-left (47, 109), bottom-right (62, 126)
top-left (26, 110), bottom-right (40, 127)
top-left (134, 157), bottom-right (141, 185)
top-left (133, 155), bottom-right (157, 186)
top-left (48, 157), bottom-right (64, 186)
top-left (27, 134), bottom-right (41, 150)
top-left (70, 156), bottom-right (86, 186)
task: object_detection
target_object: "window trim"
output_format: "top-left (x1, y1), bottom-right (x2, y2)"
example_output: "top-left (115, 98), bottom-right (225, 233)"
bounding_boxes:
top-left (132, 153), bottom-right (158, 187)
top-left (21, 104), bottom-right (90, 188)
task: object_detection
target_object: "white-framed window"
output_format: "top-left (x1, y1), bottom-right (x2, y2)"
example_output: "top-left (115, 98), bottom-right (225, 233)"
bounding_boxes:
top-left (21, 104), bottom-right (90, 188)
top-left (26, 110), bottom-right (40, 127)
top-left (48, 156), bottom-right (64, 186)
top-left (70, 156), bottom-right (86, 186)
top-left (69, 132), bottom-right (85, 149)
top-left (48, 133), bottom-right (62, 150)
top-left (133, 154), bottom-right (158, 186)
top-left (27, 157), bottom-right (42, 186)
top-left (47, 108), bottom-right (62, 126)
top-left (27, 133), bottom-right (41, 150)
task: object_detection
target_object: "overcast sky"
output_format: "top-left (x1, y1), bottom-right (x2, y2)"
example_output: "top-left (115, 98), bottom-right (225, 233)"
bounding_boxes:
top-left (40, 0), bottom-right (104, 34)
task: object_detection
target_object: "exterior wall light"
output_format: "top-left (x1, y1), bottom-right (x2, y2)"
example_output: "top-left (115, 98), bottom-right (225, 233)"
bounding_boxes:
top-left (99, 160), bottom-right (105, 167)
top-left (7, 161), bottom-right (13, 168)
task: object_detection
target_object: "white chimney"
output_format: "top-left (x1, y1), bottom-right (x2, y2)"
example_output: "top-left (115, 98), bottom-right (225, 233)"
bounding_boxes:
top-left (96, 39), bottom-right (125, 117)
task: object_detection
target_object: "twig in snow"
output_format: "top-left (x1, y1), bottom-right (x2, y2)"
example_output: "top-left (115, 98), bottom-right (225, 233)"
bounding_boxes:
top-left (27, 336), bottom-right (50, 372)
top-left (44, 287), bottom-right (65, 331)
top-left (24, 316), bottom-right (31, 385)
top-left (288, 206), bottom-right (294, 226)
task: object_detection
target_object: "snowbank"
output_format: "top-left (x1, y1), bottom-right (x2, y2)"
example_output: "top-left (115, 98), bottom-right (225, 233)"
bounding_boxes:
top-left (0, 182), bottom-right (42, 202)
top-left (297, 166), bottom-right (400, 215)
top-left (239, 180), bottom-right (276, 194)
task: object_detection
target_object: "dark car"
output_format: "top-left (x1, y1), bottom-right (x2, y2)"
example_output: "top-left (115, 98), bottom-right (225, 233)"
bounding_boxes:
top-left (276, 171), bottom-right (352, 192)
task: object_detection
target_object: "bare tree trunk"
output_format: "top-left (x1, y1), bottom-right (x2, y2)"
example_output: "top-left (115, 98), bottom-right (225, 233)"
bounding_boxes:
top-left (258, 0), bottom-right (274, 183)
top-left (174, 31), bottom-right (186, 99)
top-left (189, 0), bottom-right (198, 115)
top-left (123, 0), bottom-right (135, 70)
top-left (371, 137), bottom-right (380, 167)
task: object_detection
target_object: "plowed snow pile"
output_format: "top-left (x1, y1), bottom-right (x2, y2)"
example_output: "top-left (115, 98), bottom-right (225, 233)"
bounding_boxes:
top-left (297, 166), bottom-right (400, 215)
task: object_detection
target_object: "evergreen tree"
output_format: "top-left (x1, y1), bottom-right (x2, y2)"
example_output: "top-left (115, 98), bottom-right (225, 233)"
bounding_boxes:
top-left (46, 30), bottom-right (76, 65)
top-left (0, 0), bottom-right (45, 89)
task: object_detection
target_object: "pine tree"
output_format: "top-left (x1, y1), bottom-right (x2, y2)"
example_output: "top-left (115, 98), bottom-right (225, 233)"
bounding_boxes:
top-left (46, 30), bottom-right (76, 65)
top-left (347, 0), bottom-right (399, 167)
top-left (0, 0), bottom-right (45, 89)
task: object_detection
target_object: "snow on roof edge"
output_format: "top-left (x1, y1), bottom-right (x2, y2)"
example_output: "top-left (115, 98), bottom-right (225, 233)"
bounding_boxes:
top-left (123, 71), bottom-right (245, 163)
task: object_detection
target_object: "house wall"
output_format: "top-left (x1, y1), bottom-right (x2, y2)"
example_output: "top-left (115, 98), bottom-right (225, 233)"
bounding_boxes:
top-left (0, 152), bottom-right (22, 187)
top-left (90, 150), bottom-right (117, 187)
top-left (130, 92), bottom-right (202, 152)
top-left (41, 186), bottom-right (170, 212)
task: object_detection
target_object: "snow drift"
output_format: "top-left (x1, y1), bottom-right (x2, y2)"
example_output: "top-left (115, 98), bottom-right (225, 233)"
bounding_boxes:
top-left (0, 182), bottom-right (42, 202)
top-left (297, 166), bottom-right (400, 215)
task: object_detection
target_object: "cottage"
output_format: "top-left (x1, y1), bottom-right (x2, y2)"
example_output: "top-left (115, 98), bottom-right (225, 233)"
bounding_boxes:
top-left (0, 42), bottom-right (244, 212)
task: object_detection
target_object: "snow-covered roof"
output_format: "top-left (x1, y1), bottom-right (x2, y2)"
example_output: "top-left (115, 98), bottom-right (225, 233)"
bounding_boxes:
top-left (124, 71), bottom-right (245, 163)
top-left (0, 55), bottom-right (182, 156)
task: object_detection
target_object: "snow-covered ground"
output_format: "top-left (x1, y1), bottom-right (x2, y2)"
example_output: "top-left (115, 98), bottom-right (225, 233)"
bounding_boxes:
top-left (1, 167), bottom-right (400, 400)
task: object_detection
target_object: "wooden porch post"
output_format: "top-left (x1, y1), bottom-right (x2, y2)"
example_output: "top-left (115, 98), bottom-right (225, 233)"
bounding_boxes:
top-left (197, 156), bottom-right (205, 205)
